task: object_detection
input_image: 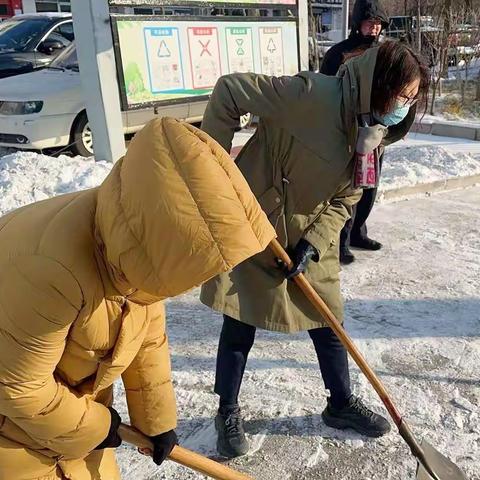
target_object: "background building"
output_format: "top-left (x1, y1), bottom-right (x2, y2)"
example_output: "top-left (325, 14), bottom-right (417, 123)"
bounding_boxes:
top-left (0, 0), bottom-right (23, 19)
top-left (311, 0), bottom-right (343, 43)
top-left (18, 0), bottom-right (71, 13)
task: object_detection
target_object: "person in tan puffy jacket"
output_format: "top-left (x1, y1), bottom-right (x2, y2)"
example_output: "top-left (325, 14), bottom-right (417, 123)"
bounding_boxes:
top-left (0, 118), bottom-right (275, 480)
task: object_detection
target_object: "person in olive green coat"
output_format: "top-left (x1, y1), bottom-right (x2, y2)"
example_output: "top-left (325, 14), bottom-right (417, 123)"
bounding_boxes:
top-left (200, 41), bottom-right (430, 458)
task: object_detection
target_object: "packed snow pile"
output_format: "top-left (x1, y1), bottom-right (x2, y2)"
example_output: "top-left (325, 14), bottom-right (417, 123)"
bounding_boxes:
top-left (382, 144), bottom-right (480, 190)
top-left (0, 150), bottom-right (112, 216)
top-left (1, 131), bottom-right (480, 215)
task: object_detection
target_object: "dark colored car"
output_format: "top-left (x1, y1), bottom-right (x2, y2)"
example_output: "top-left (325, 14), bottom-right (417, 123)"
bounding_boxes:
top-left (0, 13), bottom-right (74, 79)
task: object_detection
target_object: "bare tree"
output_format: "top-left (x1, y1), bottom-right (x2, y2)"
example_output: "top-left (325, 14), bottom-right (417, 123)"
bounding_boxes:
top-left (416, 0), bottom-right (422, 51)
top-left (458, 6), bottom-right (480, 102)
top-left (383, 0), bottom-right (480, 111)
top-left (446, 3), bottom-right (480, 105)
top-left (476, 70), bottom-right (480, 101)
top-left (308, 0), bottom-right (320, 71)
top-left (424, 1), bottom-right (451, 114)
top-left (471, 10), bottom-right (480, 100)
top-left (424, 0), bottom-right (480, 114)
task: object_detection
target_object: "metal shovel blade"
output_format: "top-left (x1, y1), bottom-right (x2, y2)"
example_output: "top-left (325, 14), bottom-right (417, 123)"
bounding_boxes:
top-left (416, 439), bottom-right (468, 480)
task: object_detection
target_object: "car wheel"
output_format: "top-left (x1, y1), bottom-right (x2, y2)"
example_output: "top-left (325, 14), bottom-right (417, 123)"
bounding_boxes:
top-left (71, 112), bottom-right (94, 157)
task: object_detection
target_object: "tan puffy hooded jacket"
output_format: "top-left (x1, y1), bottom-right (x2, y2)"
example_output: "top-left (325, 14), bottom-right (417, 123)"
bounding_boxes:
top-left (0, 118), bottom-right (275, 480)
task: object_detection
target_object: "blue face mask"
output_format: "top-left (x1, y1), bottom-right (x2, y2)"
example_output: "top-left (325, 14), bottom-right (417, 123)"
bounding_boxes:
top-left (374, 102), bottom-right (410, 127)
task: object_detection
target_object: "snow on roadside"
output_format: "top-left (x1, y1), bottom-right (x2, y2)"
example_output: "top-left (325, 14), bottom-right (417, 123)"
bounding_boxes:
top-left (1, 131), bottom-right (480, 216)
top-left (382, 144), bottom-right (480, 190)
top-left (0, 150), bottom-right (111, 216)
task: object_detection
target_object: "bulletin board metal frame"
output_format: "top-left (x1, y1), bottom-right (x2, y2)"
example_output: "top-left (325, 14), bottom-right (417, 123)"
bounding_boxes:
top-left (110, 4), bottom-right (300, 111)
top-left (109, 0), bottom-right (298, 8)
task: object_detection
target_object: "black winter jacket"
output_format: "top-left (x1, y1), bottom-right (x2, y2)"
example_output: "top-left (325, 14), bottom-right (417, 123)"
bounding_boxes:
top-left (320, 0), bottom-right (389, 76)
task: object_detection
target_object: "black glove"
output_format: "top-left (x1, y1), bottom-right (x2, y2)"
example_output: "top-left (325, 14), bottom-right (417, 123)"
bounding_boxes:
top-left (95, 407), bottom-right (122, 450)
top-left (280, 238), bottom-right (319, 279)
top-left (150, 430), bottom-right (178, 466)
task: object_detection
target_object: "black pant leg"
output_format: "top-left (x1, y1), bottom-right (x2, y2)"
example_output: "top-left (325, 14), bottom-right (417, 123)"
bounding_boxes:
top-left (351, 153), bottom-right (384, 242)
top-left (308, 327), bottom-right (352, 408)
top-left (350, 187), bottom-right (376, 241)
top-left (340, 203), bottom-right (358, 250)
top-left (214, 315), bottom-right (256, 406)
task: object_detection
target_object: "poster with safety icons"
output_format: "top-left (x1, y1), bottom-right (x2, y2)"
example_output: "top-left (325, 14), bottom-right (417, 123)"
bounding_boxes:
top-left (115, 18), bottom-right (298, 107)
top-left (187, 27), bottom-right (222, 89)
top-left (144, 27), bottom-right (184, 93)
top-left (225, 27), bottom-right (255, 73)
top-left (259, 27), bottom-right (285, 77)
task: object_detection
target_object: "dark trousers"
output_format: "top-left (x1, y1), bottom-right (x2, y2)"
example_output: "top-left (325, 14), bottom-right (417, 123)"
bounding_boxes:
top-left (340, 153), bottom-right (384, 250)
top-left (215, 315), bottom-right (352, 409)
top-left (340, 186), bottom-right (378, 248)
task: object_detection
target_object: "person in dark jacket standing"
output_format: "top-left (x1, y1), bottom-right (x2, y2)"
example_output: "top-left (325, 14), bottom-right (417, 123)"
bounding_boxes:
top-left (321, 0), bottom-right (389, 265)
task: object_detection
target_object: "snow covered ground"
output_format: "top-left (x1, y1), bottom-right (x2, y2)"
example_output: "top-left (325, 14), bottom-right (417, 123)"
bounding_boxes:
top-left (0, 150), bottom-right (110, 216)
top-left (0, 135), bottom-right (479, 479)
top-left (113, 187), bottom-right (480, 480)
top-left (383, 132), bottom-right (480, 190)
top-left (448, 57), bottom-right (480, 82)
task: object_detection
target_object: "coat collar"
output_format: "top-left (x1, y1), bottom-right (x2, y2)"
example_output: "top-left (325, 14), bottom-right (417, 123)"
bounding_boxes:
top-left (340, 46), bottom-right (378, 118)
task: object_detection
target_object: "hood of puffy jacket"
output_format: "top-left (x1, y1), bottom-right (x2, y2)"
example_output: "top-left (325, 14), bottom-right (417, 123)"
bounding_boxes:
top-left (95, 117), bottom-right (275, 301)
top-left (350, 0), bottom-right (389, 36)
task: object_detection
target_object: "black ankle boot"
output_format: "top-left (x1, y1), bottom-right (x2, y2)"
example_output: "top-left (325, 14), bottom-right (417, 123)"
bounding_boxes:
top-left (350, 237), bottom-right (382, 251)
top-left (322, 395), bottom-right (391, 438)
top-left (340, 247), bottom-right (355, 265)
top-left (215, 405), bottom-right (249, 458)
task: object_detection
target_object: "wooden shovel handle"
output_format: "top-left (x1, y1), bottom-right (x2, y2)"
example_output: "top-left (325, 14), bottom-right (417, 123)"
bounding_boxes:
top-left (270, 238), bottom-right (403, 427)
top-left (118, 424), bottom-right (254, 480)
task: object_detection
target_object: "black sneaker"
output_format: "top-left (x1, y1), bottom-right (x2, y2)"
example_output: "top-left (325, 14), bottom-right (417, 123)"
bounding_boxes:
top-left (340, 247), bottom-right (355, 265)
top-left (322, 395), bottom-right (391, 438)
top-left (215, 405), bottom-right (249, 458)
top-left (350, 237), bottom-right (382, 251)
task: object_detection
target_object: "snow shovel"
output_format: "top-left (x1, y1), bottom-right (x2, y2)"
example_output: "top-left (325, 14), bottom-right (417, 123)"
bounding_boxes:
top-left (118, 423), bottom-right (254, 480)
top-left (270, 238), bottom-right (468, 480)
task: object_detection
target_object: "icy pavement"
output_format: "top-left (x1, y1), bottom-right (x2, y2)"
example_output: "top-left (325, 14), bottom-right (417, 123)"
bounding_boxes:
top-left (115, 187), bottom-right (480, 480)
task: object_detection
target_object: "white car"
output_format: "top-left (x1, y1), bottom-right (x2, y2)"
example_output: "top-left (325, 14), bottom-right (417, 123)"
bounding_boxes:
top-left (0, 43), bottom-right (250, 157)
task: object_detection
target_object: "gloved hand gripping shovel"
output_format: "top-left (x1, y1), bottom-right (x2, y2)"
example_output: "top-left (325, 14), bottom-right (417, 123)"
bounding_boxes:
top-left (271, 238), bottom-right (468, 480)
top-left (118, 423), bottom-right (253, 480)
